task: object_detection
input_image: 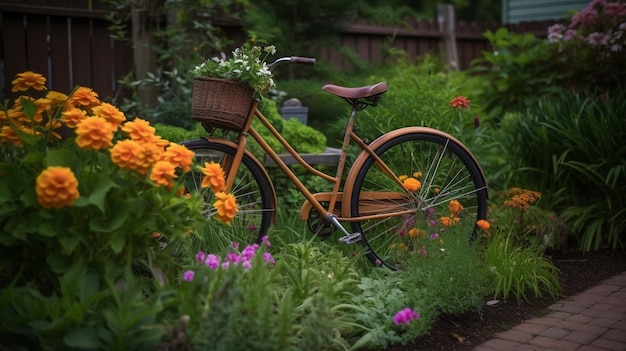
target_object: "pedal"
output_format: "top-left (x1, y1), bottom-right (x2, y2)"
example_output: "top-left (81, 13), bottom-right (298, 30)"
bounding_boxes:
top-left (339, 232), bottom-right (362, 244)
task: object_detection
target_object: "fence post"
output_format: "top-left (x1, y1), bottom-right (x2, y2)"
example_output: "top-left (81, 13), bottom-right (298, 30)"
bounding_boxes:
top-left (437, 4), bottom-right (459, 71)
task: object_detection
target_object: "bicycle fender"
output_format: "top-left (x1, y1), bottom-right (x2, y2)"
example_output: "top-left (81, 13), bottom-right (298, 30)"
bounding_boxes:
top-left (341, 127), bottom-right (488, 218)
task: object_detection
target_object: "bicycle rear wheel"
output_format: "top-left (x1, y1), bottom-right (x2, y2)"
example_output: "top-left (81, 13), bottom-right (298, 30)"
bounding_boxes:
top-left (349, 131), bottom-right (488, 269)
top-left (181, 139), bottom-right (275, 245)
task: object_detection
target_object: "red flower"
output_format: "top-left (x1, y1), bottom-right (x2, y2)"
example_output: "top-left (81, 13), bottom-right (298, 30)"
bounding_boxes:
top-left (450, 96), bottom-right (470, 110)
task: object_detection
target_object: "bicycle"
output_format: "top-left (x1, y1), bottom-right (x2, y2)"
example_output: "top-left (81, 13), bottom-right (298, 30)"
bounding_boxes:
top-left (181, 56), bottom-right (488, 269)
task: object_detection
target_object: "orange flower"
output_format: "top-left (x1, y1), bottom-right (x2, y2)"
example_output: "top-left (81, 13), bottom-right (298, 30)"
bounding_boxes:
top-left (408, 228), bottom-right (425, 239)
top-left (201, 162), bottom-right (226, 193)
top-left (162, 143), bottom-right (195, 172)
top-left (36, 166), bottom-right (80, 209)
top-left (413, 171), bottom-right (422, 178)
top-left (476, 219), bottom-right (490, 230)
top-left (440, 216), bottom-right (453, 227)
top-left (398, 174), bottom-right (408, 182)
top-left (213, 192), bottom-right (239, 223)
top-left (92, 102), bottom-right (126, 128)
top-left (448, 200), bottom-right (464, 216)
top-left (121, 118), bottom-right (155, 142)
top-left (75, 116), bottom-right (114, 150)
top-left (403, 177), bottom-right (421, 192)
top-left (12, 71), bottom-right (46, 92)
top-left (449, 96), bottom-right (470, 110)
top-left (68, 87), bottom-right (100, 108)
top-left (110, 139), bottom-right (143, 171)
top-left (0, 126), bottom-right (24, 147)
top-left (61, 107), bottom-right (88, 128)
top-left (46, 90), bottom-right (68, 105)
top-left (150, 161), bottom-right (177, 188)
top-left (503, 188), bottom-right (542, 210)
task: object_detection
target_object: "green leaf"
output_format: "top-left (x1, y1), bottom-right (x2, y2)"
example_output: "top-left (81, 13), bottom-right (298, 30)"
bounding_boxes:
top-left (63, 328), bottom-right (104, 349)
top-left (85, 174), bottom-right (119, 213)
top-left (46, 253), bottom-right (71, 274)
top-left (46, 149), bottom-right (80, 169)
top-left (59, 236), bottom-right (81, 255)
top-left (110, 233), bottom-right (126, 254)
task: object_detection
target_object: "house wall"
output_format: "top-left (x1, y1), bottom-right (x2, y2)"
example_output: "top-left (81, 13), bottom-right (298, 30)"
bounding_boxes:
top-left (502, 0), bottom-right (589, 24)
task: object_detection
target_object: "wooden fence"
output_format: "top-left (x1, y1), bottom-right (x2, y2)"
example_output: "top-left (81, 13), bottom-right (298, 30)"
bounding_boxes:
top-left (0, 1), bottom-right (552, 103)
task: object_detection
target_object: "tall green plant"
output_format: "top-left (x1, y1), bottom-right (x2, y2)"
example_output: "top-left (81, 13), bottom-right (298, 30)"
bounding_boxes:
top-left (502, 90), bottom-right (626, 250)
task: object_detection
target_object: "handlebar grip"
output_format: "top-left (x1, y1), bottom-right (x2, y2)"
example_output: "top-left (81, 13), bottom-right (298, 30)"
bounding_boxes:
top-left (290, 56), bottom-right (316, 66)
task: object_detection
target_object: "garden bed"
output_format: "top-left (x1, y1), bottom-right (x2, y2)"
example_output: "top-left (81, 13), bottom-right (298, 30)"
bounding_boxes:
top-left (386, 249), bottom-right (626, 351)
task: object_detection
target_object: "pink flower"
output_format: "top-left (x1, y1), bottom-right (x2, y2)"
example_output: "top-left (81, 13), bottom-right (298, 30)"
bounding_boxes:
top-left (393, 307), bottom-right (420, 325)
top-left (263, 252), bottom-right (275, 265)
top-left (183, 270), bottom-right (195, 282)
top-left (196, 251), bottom-right (206, 262)
top-left (261, 235), bottom-right (271, 248)
top-left (205, 254), bottom-right (220, 269)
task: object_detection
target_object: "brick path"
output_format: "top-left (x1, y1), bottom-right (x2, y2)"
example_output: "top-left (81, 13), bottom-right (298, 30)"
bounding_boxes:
top-left (474, 271), bottom-right (626, 351)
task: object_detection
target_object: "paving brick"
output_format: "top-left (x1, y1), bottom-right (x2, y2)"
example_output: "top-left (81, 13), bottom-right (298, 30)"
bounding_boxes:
top-left (589, 337), bottom-right (626, 351)
top-left (539, 326), bottom-right (571, 339)
top-left (528, 335), bottom-right (558, 348)
top-left (611, 320), bottom-right (626, 331)
top-left (575, 346), bottom-right (612, 351)
top-left (527, 317), bottom-right (566, 327)
top-left (575, 293), bottom-right (608, 303)
top-left (514, 345), bottom-right (544, 351)
top-left (590, 302), bottom-right (617, 312)
top-left (542, 340), bottom-right (581, 351)
top-left (496, 329), bottom-right (535, 343)
top-left (549, 302), bottom-right (588, 313)
top-left (603, 329), bottom-right (626, 343)
top-left (479, 338), bottom-right (522, 350)
top-left (585, 285), bottom-right (622, 296)
top-left (556, 320), bottom-right (584, 331)
top-left (562, 330), bottom-right (600, 344)
top-left (513, 322), bottom-right (548, 334)
top-left (566, 314), bottom-right (593, 324)
top-left (589, 317), bottom-right (618, 328)
top-left (473, 346), bottom-right (499, 351)
top-left (549, 312), bottom-right (574, 320)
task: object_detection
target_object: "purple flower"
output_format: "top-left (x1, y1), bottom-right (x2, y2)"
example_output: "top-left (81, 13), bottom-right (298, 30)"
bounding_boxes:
top-left (183, 270), bottom-right (195, 282)
top-left (242, 260), bottom-right (252, 270)
top-left (231, 241), bottom-right (239, 250)
top-left (393, 307), bottom-right (420, 325)
top-left (263, 252), bottom-right (275, 265)
top-left (261, 235), bottom-right (271, 248)
top-left (241, 244), bottom-right (259, 261)
top-left (428, 219), bottom-right (437, 227)
top-left (195, 251), bottom-right (206, 262)
top-left (205, 254), bottom-right (220, 269)
top-left (227, 252), bottom-right (240, 264)
top-left (430, 233), bottom-right (439, 240)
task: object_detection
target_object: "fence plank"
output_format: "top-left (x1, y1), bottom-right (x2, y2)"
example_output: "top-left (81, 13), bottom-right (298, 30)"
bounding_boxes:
top-left (49, 15), bottom-right (72, 92)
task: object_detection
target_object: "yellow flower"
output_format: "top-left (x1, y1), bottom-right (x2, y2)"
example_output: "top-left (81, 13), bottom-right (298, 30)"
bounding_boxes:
top-left (68, 87), bottom-right (100, 108)
top-left (201, 161), bottom-right (226, 193)
top-left (11, 71), bottom-right (46, 92)
top-left (61, 107), bottom-right (88, 128)
top-left (162, 143), bottom-right (195, 173)
top-left (476, 219), bottom-right (490, 230)
top-left (150, 161), bottom-right (177, 188)
top-left (92, 102), bottom-right (126, 129)
top-left (36, 166), bottom-right (80, 209)
top-left (75, 116), bottom-right (114, 150)
top-left (213, 192), bottom-right (239, 223)
top-left (448, 200), bottom-right (464, 216)
top-left (403, 177), bottom-right (421, 192)
top-left (0, 126), bottom-right (24, 146)
top-left (398, 174), bottom-right (408, 182)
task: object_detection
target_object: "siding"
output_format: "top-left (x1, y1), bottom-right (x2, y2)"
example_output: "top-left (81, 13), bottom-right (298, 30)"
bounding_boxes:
top-left (502, 0), bottom-right (589, 23)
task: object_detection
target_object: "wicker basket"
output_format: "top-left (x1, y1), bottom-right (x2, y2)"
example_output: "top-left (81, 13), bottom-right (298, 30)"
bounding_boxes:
top-left (191, 77), bottom-right (255, 131)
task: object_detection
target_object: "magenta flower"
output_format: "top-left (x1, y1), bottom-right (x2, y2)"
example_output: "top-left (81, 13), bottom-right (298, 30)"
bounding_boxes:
top-left (227, 252), bottom-right (240, 264)
top-left (393, 307), bottom-right (420, 325)
top-left (263, 252), bottom-right (275, 265)
top-left (196, 251), bottom-right (206, 262)
top-left (430, 233), bottom-right (439, 240)
top-left (183, 270), bottom-right (195, 282)
top-left (261, 235), bottom-right (271, 248)
top-left (205, 254), bottom-right (220, 269)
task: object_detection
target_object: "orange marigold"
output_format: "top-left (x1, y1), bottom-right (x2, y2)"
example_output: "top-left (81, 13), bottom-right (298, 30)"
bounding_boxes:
top-left (121, 118), bottom-right (156, 142)
top-left (36, 166), bottom-right (80, 209)
top-left (440, 216), bottom-right (453, 227)
top-left (448, 200), bottom-right (464, 216)
top-left (150, 161), bottom-right (177, 188)
top-left (449, 96), bottom-right (470, 110)
top-left (61, 107), bottom-right (88, 128)
top-left (68, 87), bottom-right (100, 108)
top-left (408, 228), bottom-right (425, 239)
top-left (92, 102), bottom-right (126, 128)
top-left (110, 139), bottom-right (143, 171)
top-left (75, 116), bottom-right (114, 150)
top-left (46, 90), bottom-right (68, 105)
top-left (12, 71), bottom-right (46, 92)
top-left (0, 126), bottom-right (24, 146)
top-left (403, 177), bottom-right (421, 192)
top-left (213, 192), bottom-right (239, 223)
top-left (201, 161), bottom-right (226, 193)
top-left (476, 219), bottom-right (490, 230)
top-left (162, 143), bottom-right (195, 172)
top-left (503, 188), bottom-right (542, 211)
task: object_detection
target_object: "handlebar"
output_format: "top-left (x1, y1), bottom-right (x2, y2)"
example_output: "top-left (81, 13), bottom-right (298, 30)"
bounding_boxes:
top-left (268, 56), bottom-right (316, 70)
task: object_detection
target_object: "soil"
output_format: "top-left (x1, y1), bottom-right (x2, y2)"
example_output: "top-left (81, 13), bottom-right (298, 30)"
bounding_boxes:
top-left (385, 249), bottom-right (626, 351)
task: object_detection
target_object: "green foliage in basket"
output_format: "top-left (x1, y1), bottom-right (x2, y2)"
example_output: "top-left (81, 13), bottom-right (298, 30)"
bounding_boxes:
top-left (192, 44), bottom-right (277, 98)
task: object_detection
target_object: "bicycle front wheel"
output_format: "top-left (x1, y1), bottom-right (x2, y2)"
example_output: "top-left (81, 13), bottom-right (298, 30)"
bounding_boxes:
top-left (181, 139), bottom-right (275, 245)
top-left (349, 130), bottom-right (488, 269)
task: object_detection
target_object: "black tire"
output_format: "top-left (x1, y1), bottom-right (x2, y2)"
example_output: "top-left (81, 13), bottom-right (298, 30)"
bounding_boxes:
top-left (181, 139), bottom-right (275, 245)
top-left (349, 132), bottom-right (488, 269)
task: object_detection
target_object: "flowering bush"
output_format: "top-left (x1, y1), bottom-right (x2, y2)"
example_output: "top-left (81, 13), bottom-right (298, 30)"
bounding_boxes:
top-left (547, 0), bottom-right (626, 89)
top-left (0, 71), bottom-right (235, 349)
top-left (191, 44), bottom-right (277, 97)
